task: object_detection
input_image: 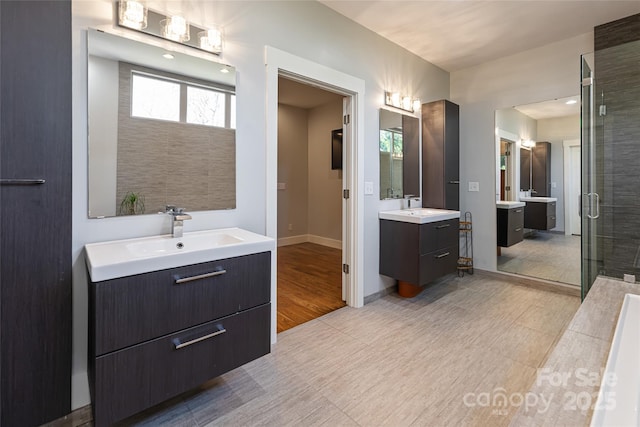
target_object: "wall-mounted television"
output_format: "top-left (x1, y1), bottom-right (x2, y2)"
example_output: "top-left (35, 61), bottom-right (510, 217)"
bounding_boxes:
top-left (331, 128), bottom-right (343, 170)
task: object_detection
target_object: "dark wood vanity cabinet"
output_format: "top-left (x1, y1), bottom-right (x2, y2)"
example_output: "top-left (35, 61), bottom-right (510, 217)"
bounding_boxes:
top-left (380, 219), bottom-right (459, 285)
top-left (524, 201), bottom-right (557, 230)
top-left (497, 207), bottom-right (524, 247)
top-left (422, 100), bottom-right (460, 210)
top-left (88, 252), bottom-right (271, 427)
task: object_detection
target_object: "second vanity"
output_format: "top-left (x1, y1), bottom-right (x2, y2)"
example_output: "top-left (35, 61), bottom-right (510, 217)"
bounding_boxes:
top-left (379, 208), bottom-right (460, 289)
top-left (496, 201), bottom-right (525, 247)
top-left (520, 196), bottom-right (557, 230)
top-left (85, 228), bottom-right (274, 427)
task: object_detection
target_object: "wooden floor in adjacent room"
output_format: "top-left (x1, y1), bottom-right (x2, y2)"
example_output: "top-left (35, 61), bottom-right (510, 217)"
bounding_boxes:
top-left (277, 242), bottom-right (345, 333)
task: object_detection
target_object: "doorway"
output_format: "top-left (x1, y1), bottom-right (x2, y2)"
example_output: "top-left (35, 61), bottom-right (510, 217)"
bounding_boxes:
top-left (265, 46), bottom-right (366, 343)
top-left (276, 77), bottom-right (346, 332)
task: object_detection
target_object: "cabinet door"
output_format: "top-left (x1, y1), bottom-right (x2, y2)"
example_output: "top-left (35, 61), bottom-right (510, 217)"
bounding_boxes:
top-left (0, 1), bottom-right (72, 425)
top-left (532, 142), bottom-right (551, 197)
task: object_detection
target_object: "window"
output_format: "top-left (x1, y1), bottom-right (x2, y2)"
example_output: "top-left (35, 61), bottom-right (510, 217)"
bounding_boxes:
top-left (379, 129), bottom-right (403, 158)
top-left (131, 74), bottom-right (180, 122)
top-left (186, 86), bottom-right (225, 127)
top-left (130, 71), bottom-right (235, 129)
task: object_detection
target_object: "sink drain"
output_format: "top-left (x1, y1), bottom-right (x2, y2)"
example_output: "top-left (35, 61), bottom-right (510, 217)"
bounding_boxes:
top-left (176, 242), bottom-right (184, 249)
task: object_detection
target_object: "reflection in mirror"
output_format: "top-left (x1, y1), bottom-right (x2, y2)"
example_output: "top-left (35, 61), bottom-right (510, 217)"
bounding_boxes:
top-left (87, 29), bottom-right (236, 218)
top-left (495, 96), bottom-right (581, 287)
top-left (379, 109), bottom-right (419, 200)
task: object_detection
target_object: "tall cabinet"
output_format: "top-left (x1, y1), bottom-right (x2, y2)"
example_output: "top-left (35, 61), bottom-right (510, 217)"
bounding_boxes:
top-left (422, 100), bottom-right (460, 210)
top-left (520, 142), bottom-right (551, 197)
top-left (0, 1), bottom-right (72, 425)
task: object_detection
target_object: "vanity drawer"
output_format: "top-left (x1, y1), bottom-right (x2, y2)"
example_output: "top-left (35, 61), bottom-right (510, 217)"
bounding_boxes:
top-left (547, 202), bottom-right (556, 215)
top-left (420, 218), bottom-right (459, 254)
top-left (92, 304), bottom-right (270, 427)
top-left (509, 207), bottom-right (524, 227)
top-left (92, 251), bottom-right (270, 356)
top-left (419, 245), bottom-right (459, 285)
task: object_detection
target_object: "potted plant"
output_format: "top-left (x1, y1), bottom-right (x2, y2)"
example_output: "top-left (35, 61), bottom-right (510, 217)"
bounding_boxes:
top-left (119, 191), bottom-right (145, 215)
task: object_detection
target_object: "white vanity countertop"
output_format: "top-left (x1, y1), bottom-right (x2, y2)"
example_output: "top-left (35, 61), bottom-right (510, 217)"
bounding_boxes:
top-left (379, 208), bottom-right (460, 224)
top-left (85, 227), bottom-right (275, 282)
top-left (520, 196), bottom-right (557, 203)
top-left (496, 201), bottom-right (526, 209)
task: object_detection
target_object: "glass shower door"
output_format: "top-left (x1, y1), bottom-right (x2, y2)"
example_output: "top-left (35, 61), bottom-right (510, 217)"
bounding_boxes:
top-left (581, 53), bottom-right (601, 299)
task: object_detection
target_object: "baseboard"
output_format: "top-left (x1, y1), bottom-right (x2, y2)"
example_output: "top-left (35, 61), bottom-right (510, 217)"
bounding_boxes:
top-left (307, 234), bottom-right (342, 250)
top-left (277, 235), bottom-right (309, 247)
top-left (277, 234), bottom-right (342, 250)
top-left (364, 285), bottom-right (396, 304)
top-left (476, 269), bottom-right (581, 297)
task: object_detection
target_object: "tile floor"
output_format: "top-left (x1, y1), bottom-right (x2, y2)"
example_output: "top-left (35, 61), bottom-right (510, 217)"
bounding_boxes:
top-left (64, 273), bottom-right (581, 427)
top-left (497, 231), bottom-right (581, 286)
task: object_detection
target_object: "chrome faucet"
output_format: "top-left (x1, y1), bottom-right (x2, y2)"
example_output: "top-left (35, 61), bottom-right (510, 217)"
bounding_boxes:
top-left (165, 206), bottom-right (192, 238)
top-left (404, 194), bottom-right (418, 209)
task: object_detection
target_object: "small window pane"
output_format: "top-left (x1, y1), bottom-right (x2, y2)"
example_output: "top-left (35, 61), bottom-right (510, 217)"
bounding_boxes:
top-left (230, 95), bottom-right (236, 129)
top-left (379, 130), bottom-right (392, 152)
top-left (131, 74), bottom-right (180, 121)
top-left (186, 86), bottom-right (225, 127)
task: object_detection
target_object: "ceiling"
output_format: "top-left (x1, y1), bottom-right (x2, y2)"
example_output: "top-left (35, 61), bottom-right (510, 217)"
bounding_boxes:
top-left (515, 96), bottom-right (580, 120)
top-left (320, 1), bottom-right (640, 72)
top-left (278, 76), bottom-right (343, 109)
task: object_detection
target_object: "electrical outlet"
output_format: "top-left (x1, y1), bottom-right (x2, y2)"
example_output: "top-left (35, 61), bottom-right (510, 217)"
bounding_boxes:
top-left (277, 182), bottom-right (286, 190)
top-left (468, 181), bottom-right (479, 192)
top-left (551, 182), bottom-right (557, 189)
top-left (288, 224), bottom-right (293, 231)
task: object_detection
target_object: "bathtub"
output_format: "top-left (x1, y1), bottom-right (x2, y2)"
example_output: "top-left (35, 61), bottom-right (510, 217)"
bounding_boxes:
top-left (590, 293), bottom-right (640, 426)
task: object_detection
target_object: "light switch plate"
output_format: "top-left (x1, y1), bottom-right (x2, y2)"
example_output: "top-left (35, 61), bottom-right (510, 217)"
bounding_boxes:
top-left (364, 181), bottom-right (374, 195)
top-left (277, 182), bottom-right (286, 190)
top-left (468, 181), bottom-right (479, 192)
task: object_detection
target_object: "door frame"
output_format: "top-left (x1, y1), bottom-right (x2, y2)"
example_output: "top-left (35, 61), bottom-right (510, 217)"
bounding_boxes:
top-left (563, 139), bottom-right (581, 235)
top-left (494, 128), bottom-right (520, 201)
top-left (265, 47), bottom-right (365, 343)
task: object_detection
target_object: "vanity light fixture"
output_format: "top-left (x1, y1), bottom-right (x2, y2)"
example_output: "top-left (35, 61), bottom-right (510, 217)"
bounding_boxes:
top-left (161, 15), bottom-right (190, 42)
top-left (117, 2), bottom-right (224, 56)
top-left (521, 139), bottom-right (536, 149)
top-left (385, 91), bottom-right (418, 113)
top-left (118, 0), bottom-right (147, 30)
top-left (198, 26), bottom-right (224, 54)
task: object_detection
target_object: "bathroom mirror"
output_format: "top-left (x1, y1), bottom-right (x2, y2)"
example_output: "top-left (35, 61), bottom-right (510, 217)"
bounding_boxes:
top-left (379, 109), bottom-right (419, 199)
top-left (495, 97), bottom-right (581, 286)
top-left (87, 29), bottom-right (236, 218)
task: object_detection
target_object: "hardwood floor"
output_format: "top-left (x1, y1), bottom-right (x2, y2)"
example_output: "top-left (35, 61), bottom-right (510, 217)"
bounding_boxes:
top-left (277, 243), bottom-right (346, 332)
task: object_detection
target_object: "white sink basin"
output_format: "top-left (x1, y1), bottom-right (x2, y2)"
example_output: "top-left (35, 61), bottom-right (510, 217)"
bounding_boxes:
top-left (85, 227), bottom-right (275, 282)
top-left (520, 196), bottom-right (557, 203)
top-left (379, 208), bottom-right (460, 224)
top-left (496, 201), bottom-right (526, 209)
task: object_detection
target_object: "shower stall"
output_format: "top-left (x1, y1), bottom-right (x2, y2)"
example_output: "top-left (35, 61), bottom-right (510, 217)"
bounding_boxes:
top-left (581, 18), bottom-right (640, 298)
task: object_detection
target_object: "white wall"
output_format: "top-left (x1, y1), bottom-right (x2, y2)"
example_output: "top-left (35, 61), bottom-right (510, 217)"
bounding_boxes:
top-left (87, 55), bottom-right (118, 217)
top-left (451, 33), bottom-right (593, 271)
top-left (277, 104), bottom-right (309, 239)
top-left (308, 100), bottom-right (343, 243)
top-left (72, 0), bottom-right (449, 409)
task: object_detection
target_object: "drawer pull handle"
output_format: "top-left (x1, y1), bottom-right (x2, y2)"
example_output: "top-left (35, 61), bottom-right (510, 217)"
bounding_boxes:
top-left (0, 178), bottom-right (45, 185)
top-left (515, 228), bottom-right (522, 232)
top-left (174, 326), bottom-right (226, 350)
top-left (514, 209), bottom-right (522, 213)
top-left (436, 252), bottom-right (450, 259)
top-left (175, 269), bottom-right (227, 284)
top-left (436, 224), bottom-right (451, 229)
